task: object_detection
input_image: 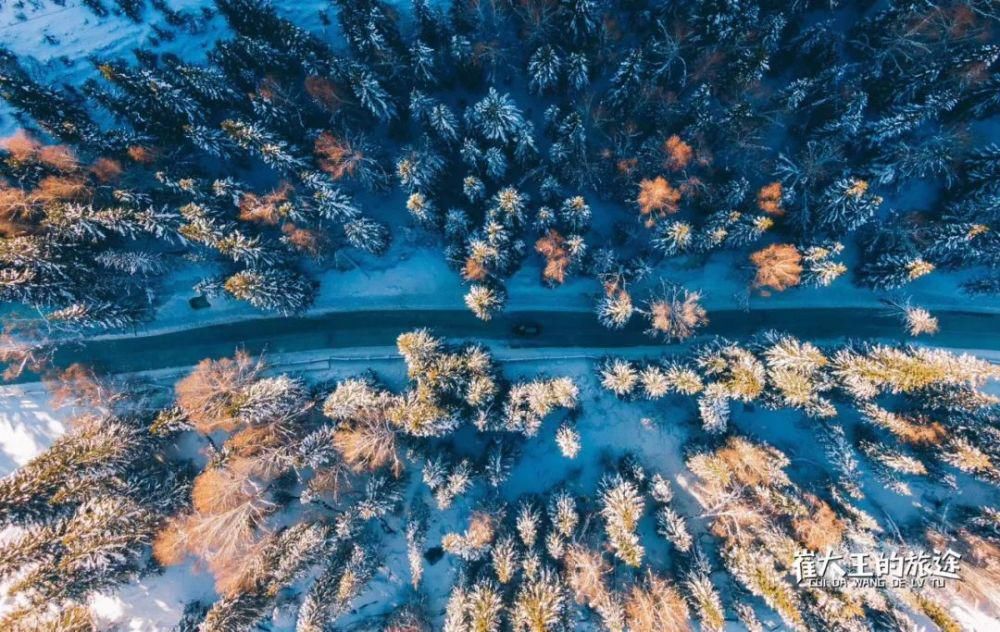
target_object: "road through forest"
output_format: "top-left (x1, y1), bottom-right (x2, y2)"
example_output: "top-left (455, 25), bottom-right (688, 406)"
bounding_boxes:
top-left (36, 307), bottom-right (1000, 379)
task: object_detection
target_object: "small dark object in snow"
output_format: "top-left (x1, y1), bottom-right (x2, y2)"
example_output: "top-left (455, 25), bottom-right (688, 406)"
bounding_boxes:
top-left (188, 295), bottom-right (210, 310)
top-left (424, 546), bottom-right (444, 564)
top-left (512, 323), bottom-right (541, 337)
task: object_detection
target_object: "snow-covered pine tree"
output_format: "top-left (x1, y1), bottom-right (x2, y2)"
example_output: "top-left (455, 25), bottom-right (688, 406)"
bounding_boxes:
top-left (465, 88), bottom-right (526, 145)
top-left (816, 178), bottom-right (883, 237)
top-left (223, 268), bottom-right (316, 314)
top-left (529, 46), bottom-right (562, 94)
top-left (0, 50), bottom-right (99, 144)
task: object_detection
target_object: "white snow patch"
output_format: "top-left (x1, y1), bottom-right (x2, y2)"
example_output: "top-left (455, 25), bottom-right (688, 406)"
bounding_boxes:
top-left (0, 384), bottom-right (69, 475)
top-left (89, 593), bottom-right (125, 622)
top-left (89, 564), bottom-right (216, 632)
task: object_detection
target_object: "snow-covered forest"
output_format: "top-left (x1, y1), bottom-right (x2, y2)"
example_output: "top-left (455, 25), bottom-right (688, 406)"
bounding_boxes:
top-left (0, 0), bottom-right (998, 630)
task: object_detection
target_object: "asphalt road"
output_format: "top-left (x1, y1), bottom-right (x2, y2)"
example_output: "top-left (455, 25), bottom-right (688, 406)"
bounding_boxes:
top-left (41, 307), bottom-right (1000, 377)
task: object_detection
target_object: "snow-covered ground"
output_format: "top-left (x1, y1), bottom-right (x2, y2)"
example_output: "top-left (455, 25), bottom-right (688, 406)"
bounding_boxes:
top-left (90, 229), bottom-right (999, 342)
top-left (0, 344), bottom-right (661, 475)
top-left (0, 0), bottom-right (404, 136)
top-left (1, 354), bottom-right (717, 629)
top-left (5, 347), bottom-right (997, 630)
top-left (0, 0), bottom-right (331, 120)
top-left (0, 381), bottom-right (69, 474)
top-left (1, 2), bottom-right (999, 630)
top-left (2, 2), bottom-right (996, 342)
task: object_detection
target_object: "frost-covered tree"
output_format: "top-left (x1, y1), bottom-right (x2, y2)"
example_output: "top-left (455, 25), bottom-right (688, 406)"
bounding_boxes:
top-left (598, 473), bottom-right (645, 567)
top-left (466, 88), bottom-right (526, 144)
top-left (529, 46), bottom-right (562, 94)
top-left (442, 511), bottom-right (495, 561)
top-left (0, 51), bottom-right (99, 144)
top-left (512, 568), bottom-right (566, 631)
top-left (0, 409), bottom-right (185, 622)
top-left (555, 423), bottom-right (581, 459)
top-left (296, 543), bottom-right (376, 631)
top-left (465, 283), bottom-right (506, 321)
top-left (860, 253), bottom-right (934, 290)
top-left (502, 377), bottom-right (578, 436)
top-left (223, 268), bottom-right (316, 314)
top-left (641, 283), bottom-right (707, 341)
top-left (816, 178), bottom-right (883, 236)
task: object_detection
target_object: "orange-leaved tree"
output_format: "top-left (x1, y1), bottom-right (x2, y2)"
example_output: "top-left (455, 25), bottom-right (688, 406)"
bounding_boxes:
top-left (750, 243), bottom-right (802, 291)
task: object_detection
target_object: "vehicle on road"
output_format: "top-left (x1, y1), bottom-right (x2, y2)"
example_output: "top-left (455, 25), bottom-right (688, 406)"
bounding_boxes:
top-left (512, 322), bottom-right (542, 337)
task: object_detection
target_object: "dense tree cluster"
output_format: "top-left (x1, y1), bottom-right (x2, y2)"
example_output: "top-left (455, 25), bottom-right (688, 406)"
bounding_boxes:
top-left (0, 398), bottom-right (189, 628)
top-left (596, 334), bottom-right (1000, 629)
top-left (0, 330), bottom-right (581, 629)
top-left (0, 0), bottom-right (998, 629)
top-left (0, 322), bottom-right (996, 629)
top-left (600, 334), bottom-right (1000, 481)
top-left (437, 457), bottom-right (701, 632)
top-left (0, 0), bottom-right (996, 334)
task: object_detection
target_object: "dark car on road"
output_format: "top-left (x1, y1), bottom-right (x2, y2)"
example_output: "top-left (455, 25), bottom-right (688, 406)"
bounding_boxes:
top-left (512, 322), bottom-right (541, 337)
